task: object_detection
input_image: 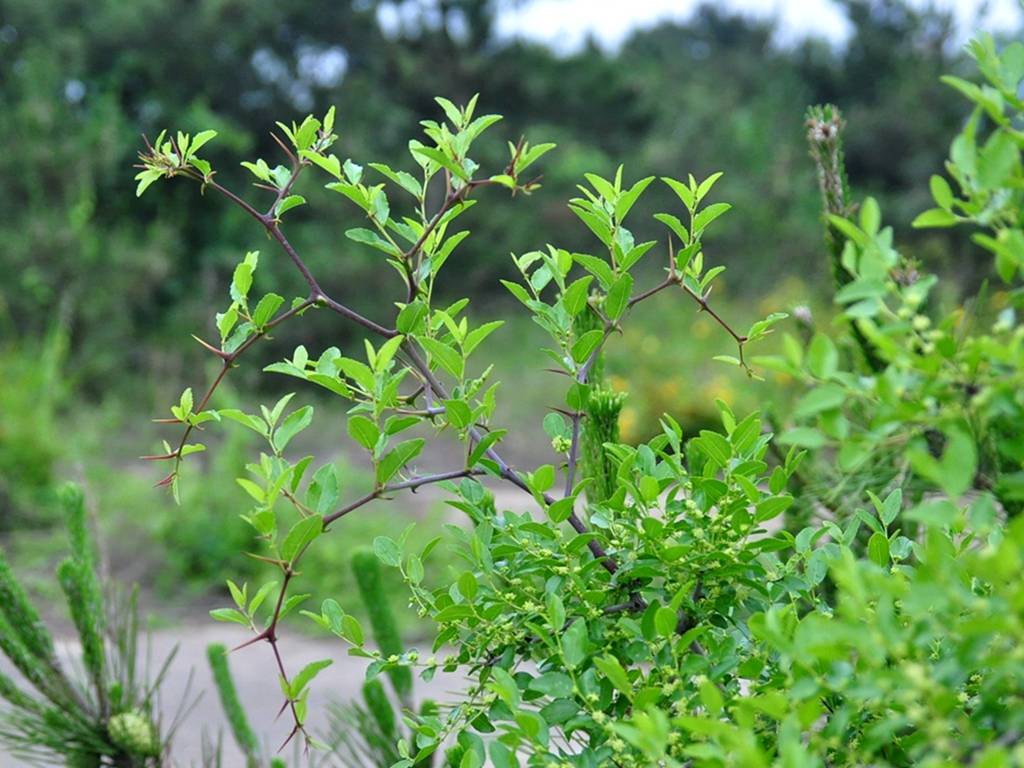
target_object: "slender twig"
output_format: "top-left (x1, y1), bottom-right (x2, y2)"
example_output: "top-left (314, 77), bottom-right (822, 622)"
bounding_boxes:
top-left (204, 179), bottom-right (396, 338)
top-left (322, 468), bottom-right (481, 527)
top-left (627, 275), bottom-right (678, 308)
top-left (265, 142), bottom-right (305, 218)
top-left (148, 297), bottom-right (316, 483)
top-left (682, 283), bottom-right (747, 347)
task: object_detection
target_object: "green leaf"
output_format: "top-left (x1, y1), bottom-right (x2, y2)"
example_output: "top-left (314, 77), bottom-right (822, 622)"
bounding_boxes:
top-left (275, 405), bottom-right (313, 452)
top-left (418, 337), bottom-right (464, 379)
top-left (501, 279), bottom-right (532, 306)
top-left (827, 214), bottom-right (868, 247)
top-left (227, 580), bottom-right (246, 609)
top-left (377, 439), bottom-right (425, 484)
top-left (397, 301), bottom-right (429, 334)
top-left (573, 253), bottom-right (615, 289)
top-left (209, 608), bottom-right (249, 626)
top-left (929, 174), bottom-right (954, 209)
top-left (444, 399), bottom-right (473, 429)
top-left (487, 667), bottom-right (520, 710)
top-left (867, 533), bottom-right (890, 568)
top-left (755, 495), bottom-right (793, 522)
top-left (594, 655), bottom-right (632, 698)
top-left (696, 171), bottom-right (724, 201)
top-left (252, 293), bottom-right (285, 327)
top-left (301, 151), bottom-right (342, 179)
top-left (231, 257), bottom-right (256, 302)
top-left (516, 141), bottom-right (556, 172)
top-left (614, 176), bottom-right (654, 220)
top-left (654, 606), bottom-right (676, 638)
top-left (778, 427), bottom-right (827, 449)
top-left (653, 212), bottom-right (689, 244)
top-left (912, 208), bottom-right (958, 228)
top-left (605, 273), bottom-right (633, 320)
top-left (411, 145), bottom-right (469, 181)
top-left (694, 430), bottom-right (731, 468)
top-left (346, 227), bottom-right (400, 255)
top-left (275, 194), bottom-right (306, 217)
top-left (547, 497), bottom-right (575, 524)
top-left (467, 429), bottom-right (506, 469)
top-left (290, 659), bottom-right (333, 697)
top-left (236, 478), bottom-right (264, 503)
top-left (218, 409), bottom-right (268, 435)
top-left (532, 464), bottom-right (555, 493)
top-left (561, 276), bottom-right (593, 317)
top-left (561, 619), bottom-right (588, 669)
top-left (134, 169), bottom-right (162, 197)
top-left (662, 177), bottom-right (695, 210)
top-left (406, 554), bottom-right (424, 585)
top-left (692, 202), bottom-right (732, 235)
top-left (546, 593), bottom-right (565, 629)
top-left (793, 385), bottom-right (846, 418)
top-left (571, 329), bottom-right (604, 365)
top-left (373, 536), bottom-right (401, 567)
top-left (880, 488), bottom-right (902, 527)
top-left (249, 581), bottom-right (278, 617)
top-left (859, 197), bottom-right (881, 235)
top-left (463, 321), bottom-right (503, 356)
top-left (457, 571), bottom-right (478, 600)
top-left (281, 515), bottom-right (323, 562)
top-left (347, 415), bottom-right (380, 451)
top-left (807, 333), bottom-right (838, 379)
top-left (978, 130), bottom-right (1019, 187)
top-left (528, 672), bottom-right (574, 698)
top-left (340, 614), bottom-right (364, 645)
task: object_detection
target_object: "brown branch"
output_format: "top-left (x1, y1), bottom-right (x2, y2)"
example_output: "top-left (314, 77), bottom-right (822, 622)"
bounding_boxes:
top-left (402, 340), bottom-right (621, 573)
top-left (682, 283), bottom-right (747, 346)
top-left (322, 468), bottom-right (482, 527)
top-left (203, 179), bottom-right (396, 339)
top-left (628, 275), bottom-right (678, 309)
top-left (150, 296), bottom-right (316, 486)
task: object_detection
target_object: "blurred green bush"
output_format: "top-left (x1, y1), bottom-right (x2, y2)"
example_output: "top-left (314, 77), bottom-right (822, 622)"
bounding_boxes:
top-left (0, 326), bottom-right (68, 530)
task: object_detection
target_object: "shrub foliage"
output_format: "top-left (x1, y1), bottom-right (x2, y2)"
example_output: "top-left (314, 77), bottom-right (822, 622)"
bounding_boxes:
top-left (130, 32), bottom-right (1024, 767)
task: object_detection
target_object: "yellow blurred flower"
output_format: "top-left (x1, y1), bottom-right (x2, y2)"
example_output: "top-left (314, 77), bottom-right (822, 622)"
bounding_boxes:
top-left (619, 406), bottom-right (638, 442)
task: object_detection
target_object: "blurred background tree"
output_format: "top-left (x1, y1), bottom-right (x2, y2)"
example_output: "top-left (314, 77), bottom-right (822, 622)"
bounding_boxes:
top-left (0, 0), bottom-right (1018, 598)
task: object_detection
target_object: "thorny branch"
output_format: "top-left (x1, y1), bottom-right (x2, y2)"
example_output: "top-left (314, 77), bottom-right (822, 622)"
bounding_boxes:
top-left (145, 139), bottom-right (744, 746)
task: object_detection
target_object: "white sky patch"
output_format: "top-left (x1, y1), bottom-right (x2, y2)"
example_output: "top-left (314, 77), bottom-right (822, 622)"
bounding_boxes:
top-left (495, 0), bottom-right (1022, 52)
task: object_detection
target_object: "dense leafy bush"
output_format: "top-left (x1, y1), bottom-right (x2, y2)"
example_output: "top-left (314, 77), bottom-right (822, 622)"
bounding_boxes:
top-left (127, 32), bottom-right (1024, 768)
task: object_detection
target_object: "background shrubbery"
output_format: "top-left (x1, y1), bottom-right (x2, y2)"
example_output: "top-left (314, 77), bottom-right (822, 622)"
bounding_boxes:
top-left (0, 0), bottom-right (1020, 618)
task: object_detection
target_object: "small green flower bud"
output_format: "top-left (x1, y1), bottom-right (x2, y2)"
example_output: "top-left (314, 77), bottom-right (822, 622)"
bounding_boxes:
top-left (107, 710), bottom-right (160, 758)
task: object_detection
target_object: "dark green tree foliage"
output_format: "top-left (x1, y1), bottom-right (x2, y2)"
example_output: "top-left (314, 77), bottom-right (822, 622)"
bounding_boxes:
top-left (0, 0), bottom-right (1003, 396)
